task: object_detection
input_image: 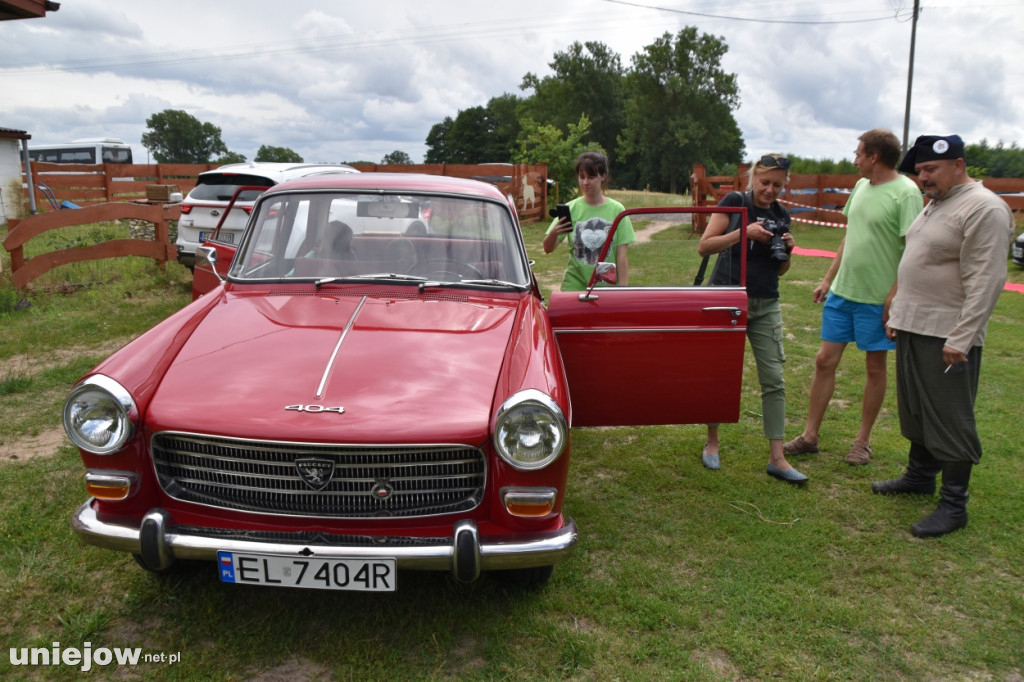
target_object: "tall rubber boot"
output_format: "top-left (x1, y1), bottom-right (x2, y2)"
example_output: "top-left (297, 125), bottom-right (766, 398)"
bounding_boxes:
top-left (910, 461), bottom-right (972, 538)
top-left (871, 442), bottom-right (940, 495)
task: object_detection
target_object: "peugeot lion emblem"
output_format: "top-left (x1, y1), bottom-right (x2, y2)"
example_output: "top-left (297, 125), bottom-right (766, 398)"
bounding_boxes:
top-left (370, 478), bottom-right (394, 501)
top-left (295, 458), bottom-right (335, 491)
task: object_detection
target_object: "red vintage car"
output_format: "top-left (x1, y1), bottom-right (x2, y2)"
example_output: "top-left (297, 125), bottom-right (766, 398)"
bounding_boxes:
top-left (63, 172), bottom-right (747, 591)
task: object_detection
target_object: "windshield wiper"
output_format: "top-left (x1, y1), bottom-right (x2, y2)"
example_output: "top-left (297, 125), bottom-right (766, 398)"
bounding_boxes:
top-left (349, 273), bottom-right (428, 281)
top-left (452, 278), bottom-right (521, 287)
top-left (415, 278), bottom-right (522, 292)
top-left (314, 273), bottom-right (427, 288)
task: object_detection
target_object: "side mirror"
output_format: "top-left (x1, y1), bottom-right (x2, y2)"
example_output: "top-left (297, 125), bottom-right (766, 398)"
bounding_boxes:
top-left (197, 246), bottom-right (224, 283)
top-left (197, 245), bottom-right (217, 267)
top-left (594, 262), bottom-right (617, 285)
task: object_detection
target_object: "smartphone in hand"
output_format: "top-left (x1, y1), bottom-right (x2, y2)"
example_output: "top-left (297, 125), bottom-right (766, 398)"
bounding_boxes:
top-left (554, 203), bottom-right (571, 226)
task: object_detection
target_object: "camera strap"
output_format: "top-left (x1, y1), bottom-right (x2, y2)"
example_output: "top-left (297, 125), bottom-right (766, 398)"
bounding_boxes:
top-left (694, 191), bottom-right (750, 286)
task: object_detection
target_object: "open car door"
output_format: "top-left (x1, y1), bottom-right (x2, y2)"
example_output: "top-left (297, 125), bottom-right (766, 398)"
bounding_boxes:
top-left (191, 185), bottom-right (268, 298)
top-left (547, 206), bottom-right (748, 427)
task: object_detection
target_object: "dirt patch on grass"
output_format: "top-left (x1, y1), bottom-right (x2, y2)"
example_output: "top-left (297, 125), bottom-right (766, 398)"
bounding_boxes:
top-left (633, 219), bottom-right (680, 244)
top-left (1, 338), bottom-right (132, 465)
top-left (535, 218), bottom-right (682, 293)
top-left (245, 658), bottom-right (332, 681)
top-left (0, 427), bottom-right (68, 462)
top-left (4, 338), bottom-right (131, 377)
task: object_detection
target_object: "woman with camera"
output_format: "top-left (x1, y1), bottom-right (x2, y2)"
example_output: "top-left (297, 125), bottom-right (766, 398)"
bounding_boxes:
top-left (697, 154), bottom-right (805, 484)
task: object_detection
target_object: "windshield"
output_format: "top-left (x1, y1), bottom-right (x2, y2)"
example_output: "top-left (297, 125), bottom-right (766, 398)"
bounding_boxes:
top-left (228, 190), bottom-right (532, 286)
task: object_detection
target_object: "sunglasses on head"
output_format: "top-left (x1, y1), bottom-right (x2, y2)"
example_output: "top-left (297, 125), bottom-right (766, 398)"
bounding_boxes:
top-left (759, 154), bottom-right (791, 170)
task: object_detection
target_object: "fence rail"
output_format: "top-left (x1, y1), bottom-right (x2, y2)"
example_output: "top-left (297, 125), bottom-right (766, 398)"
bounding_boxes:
top-left (7, 162), bottom-right (549, 289)
top-left (22, 162), bottom-right (549, 220)
top-left (690, 163), bottom-right (1024, 232)
top-left (22, 162), bottom-right (217, 210)
top-left (3, 202), bottom-right (180, 289)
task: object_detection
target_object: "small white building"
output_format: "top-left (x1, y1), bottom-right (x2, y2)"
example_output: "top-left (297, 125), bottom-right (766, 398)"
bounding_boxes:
top-left (0, 126), bottom-right (31, 226)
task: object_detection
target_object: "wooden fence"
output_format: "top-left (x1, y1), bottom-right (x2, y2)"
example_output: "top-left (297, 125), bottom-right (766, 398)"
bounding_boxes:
top-left (350, 163), bottom-right (549, 223)
top-left (3, 202), bottom-right (180, 289)
top-left (6, 162), bottom-right (549, 289)
top-left (23, 162), bottom-right (217, 210)
top-left (22, 161), bottom-right (549, 221)
top-left (690, 163), bottom-right (1024, 232)
top-left (8, 160), bottom-right (1016, 289)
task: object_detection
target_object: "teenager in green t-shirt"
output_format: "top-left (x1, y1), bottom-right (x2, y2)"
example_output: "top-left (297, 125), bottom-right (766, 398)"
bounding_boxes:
top-left (543, 151), bottom-right (635, 292)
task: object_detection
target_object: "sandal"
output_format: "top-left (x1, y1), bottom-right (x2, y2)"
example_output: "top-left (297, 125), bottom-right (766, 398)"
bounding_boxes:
top-left (845, 440), bottom-right (872, 465)
top-left (783, 435), bottom-right (819, 455)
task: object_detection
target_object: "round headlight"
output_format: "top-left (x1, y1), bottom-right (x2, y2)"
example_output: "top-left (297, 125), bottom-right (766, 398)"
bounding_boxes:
top-left (493, 389), bottom-right (567, 470)
top-left (63, 376), bottom-right (137, 455)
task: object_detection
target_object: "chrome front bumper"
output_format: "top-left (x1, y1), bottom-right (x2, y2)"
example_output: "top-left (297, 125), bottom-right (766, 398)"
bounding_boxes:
top-left (71, 500), bottom-right (577, 583)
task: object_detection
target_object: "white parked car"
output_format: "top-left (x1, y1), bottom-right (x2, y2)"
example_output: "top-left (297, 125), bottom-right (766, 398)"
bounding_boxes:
top-left (175, 162), bottom-right (360, 268)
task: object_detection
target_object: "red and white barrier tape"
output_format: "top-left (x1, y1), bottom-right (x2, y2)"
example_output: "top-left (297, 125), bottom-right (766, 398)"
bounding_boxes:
top-left (791, 215), bottom-right (848, 228)
top-left (777, 198), bottom-right (848, 228)
top-left (778, 197), bottom-right (847, 215)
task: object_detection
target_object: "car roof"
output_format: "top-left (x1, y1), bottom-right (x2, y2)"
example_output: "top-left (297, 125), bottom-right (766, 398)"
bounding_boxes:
top-left (268, 172), bottom-right (509, 200)
top-left (198, 162), bottom-right (359, 183)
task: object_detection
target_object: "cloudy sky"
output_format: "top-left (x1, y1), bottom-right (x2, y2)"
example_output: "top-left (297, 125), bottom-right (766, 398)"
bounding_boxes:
top-left (1, 0), bottom-right (1022, 169)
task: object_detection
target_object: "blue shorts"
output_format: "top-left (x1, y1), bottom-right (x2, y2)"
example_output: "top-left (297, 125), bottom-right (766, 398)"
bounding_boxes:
top-left (821, 292), bottom-right (895, 351)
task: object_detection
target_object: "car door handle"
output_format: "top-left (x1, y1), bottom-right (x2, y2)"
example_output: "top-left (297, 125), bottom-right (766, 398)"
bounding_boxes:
top-left (702, 307), bottom-right (742, 317)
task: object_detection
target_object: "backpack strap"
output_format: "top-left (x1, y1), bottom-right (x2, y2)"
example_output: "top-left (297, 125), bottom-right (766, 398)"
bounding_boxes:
top-left (694, 191), bottom-right (748, 286)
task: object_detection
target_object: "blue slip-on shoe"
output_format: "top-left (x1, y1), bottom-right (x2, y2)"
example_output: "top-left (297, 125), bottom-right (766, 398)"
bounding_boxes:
top-left (701, 443), bottom-right (720, 470)
top-left (766, 463), bottom-right (808, 485)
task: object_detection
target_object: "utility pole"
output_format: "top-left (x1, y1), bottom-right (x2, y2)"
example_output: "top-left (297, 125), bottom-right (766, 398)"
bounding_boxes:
top-left (902, 0), bottom-right (921, 155)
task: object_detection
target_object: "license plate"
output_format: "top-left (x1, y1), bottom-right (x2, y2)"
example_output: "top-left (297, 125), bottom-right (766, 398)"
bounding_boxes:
top-left (1013, 245), bottom-right (1023, 259)
top-left (217, 551), bottom-right (396, 591)
top-left (199, 231), bottom-right (234, 244)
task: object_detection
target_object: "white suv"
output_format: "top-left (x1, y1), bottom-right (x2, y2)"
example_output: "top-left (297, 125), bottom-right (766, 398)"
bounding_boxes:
top-left (175, 162), bottom-right (359, 268)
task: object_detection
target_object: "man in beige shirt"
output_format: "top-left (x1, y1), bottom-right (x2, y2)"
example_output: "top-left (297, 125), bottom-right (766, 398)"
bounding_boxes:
top-left (875, 134), bottom-right (1014, 538)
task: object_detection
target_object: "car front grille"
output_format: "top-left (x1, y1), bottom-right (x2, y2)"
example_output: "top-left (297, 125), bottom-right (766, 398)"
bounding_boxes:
top-left (151, 432), bottom-right (486, 518)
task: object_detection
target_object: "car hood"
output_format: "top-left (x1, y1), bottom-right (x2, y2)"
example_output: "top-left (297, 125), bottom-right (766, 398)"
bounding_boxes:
top-left (146, 290), bottom-right (519, 444)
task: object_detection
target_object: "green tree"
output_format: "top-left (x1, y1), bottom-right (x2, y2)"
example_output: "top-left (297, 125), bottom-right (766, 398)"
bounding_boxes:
top-left (788, 155), bottom-right (857, 175)
top-left (381, 150), bottom-right (414, 165)
top-left (215, 151), bottom-right (247, 165)
top-left (424, 117), bottom-right (453, 163)
top-left (966, 139), bottom-right (1024, 178)
top-left (141, 109), bottom-right (230, 163)
top-left (255, 145), bottom-right (303, 163)
top-left (424, 106), bottom-right (492, 163)
top-left (618, 29), bottom-right (744, 194)
top-left (519, 41), bottom-right (625, 167)
top-left (484, 93), bottom-right (523, 160)
top-left (513, 115), bottom-right (602, 200)
top-left (423, 94), bottom-right (521, 164)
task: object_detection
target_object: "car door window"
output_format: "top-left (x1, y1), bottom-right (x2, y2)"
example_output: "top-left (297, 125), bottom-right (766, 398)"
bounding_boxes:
top-left (547, 207), bottom-right (749, 427)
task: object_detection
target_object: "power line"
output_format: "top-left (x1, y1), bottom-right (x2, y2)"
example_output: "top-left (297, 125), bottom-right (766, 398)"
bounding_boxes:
top-left (598, 0), bottom-right (897, 24)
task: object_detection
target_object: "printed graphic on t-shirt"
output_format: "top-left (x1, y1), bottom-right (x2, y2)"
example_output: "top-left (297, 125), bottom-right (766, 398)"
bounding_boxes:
top-left (573, 217), bottom-right (611, 265)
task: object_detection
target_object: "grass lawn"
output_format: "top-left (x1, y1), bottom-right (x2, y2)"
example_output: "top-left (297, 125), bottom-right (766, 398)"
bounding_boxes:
top-left (1, 202), bottom-right (1022, 680)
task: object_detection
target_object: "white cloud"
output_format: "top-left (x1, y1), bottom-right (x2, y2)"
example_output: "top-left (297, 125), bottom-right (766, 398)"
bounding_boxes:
top-left (1, 0), bottom-right (1022, 167)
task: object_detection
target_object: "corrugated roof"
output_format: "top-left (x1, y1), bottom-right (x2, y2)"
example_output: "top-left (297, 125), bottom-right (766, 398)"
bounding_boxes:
top-left (0, 1), bottom-right (60, 21)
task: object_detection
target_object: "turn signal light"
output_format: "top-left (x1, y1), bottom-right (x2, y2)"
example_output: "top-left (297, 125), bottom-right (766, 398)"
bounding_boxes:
top-left (84, 472), bottom-right (136, 501)
top-left (502, 487), bottom-right (557, 517)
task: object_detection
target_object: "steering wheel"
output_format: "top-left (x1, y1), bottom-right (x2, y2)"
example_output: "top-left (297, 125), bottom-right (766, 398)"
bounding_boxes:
top-left (406, 258), bottom-right (484, 281)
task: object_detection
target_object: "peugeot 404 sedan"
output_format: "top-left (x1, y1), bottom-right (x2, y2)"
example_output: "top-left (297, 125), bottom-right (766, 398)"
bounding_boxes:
top-left (64, 172), bottom-right (749, 592)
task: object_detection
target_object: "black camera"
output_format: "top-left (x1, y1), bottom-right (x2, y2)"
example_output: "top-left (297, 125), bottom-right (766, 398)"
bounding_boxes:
top-left (762, 218), bottom-right (790, 262)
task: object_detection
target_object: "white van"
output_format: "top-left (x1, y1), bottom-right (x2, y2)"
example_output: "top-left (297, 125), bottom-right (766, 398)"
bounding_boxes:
top-left (28, 138), bottom-right (133, 164)
top-left (175, 162), bottom-right (359, 269)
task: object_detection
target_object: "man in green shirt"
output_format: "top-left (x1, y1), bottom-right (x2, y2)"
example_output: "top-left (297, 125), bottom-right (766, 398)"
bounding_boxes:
top-left (784, 129), bottom-right (923, 465)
